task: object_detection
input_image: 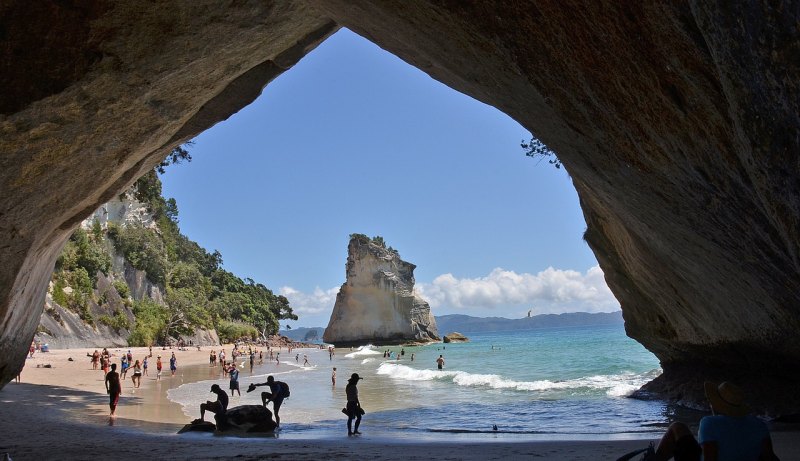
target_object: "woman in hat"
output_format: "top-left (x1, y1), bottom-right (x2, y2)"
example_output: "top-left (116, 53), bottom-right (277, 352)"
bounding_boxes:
top-left (345, 373), bottom-right (364, 436)
top-left (649, 381), bottom-right (778, 461)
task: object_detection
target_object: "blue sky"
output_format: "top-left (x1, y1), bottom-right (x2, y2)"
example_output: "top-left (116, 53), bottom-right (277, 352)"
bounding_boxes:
top-left (160, 29), bottom-right (619, 327)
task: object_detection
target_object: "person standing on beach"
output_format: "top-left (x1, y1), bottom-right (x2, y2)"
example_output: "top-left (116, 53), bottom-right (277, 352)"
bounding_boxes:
top-left (436, 355), bottom-right (445, 370)
top-left (332, 367), bottom-right (337, 386)
top-left (105, 363), bottom-right (122, 417)
top-left (91, 350), bottom-right (100, 370)
top-left (170, 352), bottom-right (177, 376)
top-left (229, 364), bottom-right (240, 396)
top-left (345, 373), bottom-right (364, 436)
top-left (156, 355), bottom-right (163, 380)
top-left (120, 354), bottom-right (128, 379)
top-left (303, 355), bottom-right (310, 366)
top-left (142, 356), bottom-right (148, 376)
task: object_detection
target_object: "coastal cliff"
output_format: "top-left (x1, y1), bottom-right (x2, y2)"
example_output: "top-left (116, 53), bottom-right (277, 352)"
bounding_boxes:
top-left (323, 235), bottom-right (439, 346)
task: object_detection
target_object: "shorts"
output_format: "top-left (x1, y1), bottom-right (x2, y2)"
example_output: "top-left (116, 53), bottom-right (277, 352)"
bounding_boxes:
top-left (110, 392), bottom-right (120, 407)
top-left (674, 435), bottom-right (701, 461)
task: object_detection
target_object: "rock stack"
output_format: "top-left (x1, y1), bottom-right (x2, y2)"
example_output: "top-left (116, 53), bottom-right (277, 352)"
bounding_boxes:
top-left (323, 235), bottom-right (439, 346)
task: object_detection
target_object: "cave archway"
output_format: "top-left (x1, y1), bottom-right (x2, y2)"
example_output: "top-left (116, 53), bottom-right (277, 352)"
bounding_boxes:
top-left (1, 1), bottom-right (798, 412)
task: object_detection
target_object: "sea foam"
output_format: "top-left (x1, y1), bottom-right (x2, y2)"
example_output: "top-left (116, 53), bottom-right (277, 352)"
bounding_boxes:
top-left (344, 345), bottom-right (381, 358)
top-left (376, 362), bottom-right (661, 397)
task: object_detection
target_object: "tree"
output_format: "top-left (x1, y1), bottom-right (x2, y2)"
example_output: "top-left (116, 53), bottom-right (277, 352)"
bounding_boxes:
top-left (156, 142), bottom-right (194, 174)
top-left (522, 137), bottom-right (561, 168)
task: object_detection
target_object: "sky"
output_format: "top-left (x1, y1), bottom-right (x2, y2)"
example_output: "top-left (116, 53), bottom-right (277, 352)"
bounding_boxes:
top-left (159, 29), bottom-right (620, 328)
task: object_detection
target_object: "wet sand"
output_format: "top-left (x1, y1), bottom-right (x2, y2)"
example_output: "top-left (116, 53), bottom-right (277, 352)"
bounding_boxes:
top-left (2, 346), bottom-right (798, 460)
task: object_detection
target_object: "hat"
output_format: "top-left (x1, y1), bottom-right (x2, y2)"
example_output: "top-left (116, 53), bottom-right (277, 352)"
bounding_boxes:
top-left (704, 381), bottom-right (749, 417)
top-left (349, 373), bottom-right (363, 382)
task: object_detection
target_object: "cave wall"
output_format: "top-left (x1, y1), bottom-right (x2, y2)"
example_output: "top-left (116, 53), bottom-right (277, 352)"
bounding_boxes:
top-left (1, 1), bottom-right (798, 411)
top-left (0, 0), bottom-right (337, 385)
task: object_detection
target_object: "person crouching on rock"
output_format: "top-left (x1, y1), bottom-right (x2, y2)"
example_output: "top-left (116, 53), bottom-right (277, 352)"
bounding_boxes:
top-left (200, 384), bottom-right (229, 425)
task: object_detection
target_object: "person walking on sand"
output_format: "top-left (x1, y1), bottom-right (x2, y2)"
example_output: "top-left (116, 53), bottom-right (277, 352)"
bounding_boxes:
top-left (142, 356), bottom-right (148, 376)
top-left (436, 354), bottom-right (445, 370)
top-left (303, 354), bottom-right (310, 366)
top-left (170, 352), bottom-right (177, 376)
top-left (105, 363), bottom-right (122, 417)
top-left (345, 373), bottom-right (364, 436)
top-left (131, 359), bottom-right (142, 388)
top-left (248, 375), bottom-right (289, 427)
top-left (156, 355), bottom-right (163, 380)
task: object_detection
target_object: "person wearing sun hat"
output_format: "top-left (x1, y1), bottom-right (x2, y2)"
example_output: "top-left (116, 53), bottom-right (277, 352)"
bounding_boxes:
top-left (646, 381), bottom-right (779, 461)
top-left (344, 373), bottom-right (364, 436)
top-left (697, 381), bottom-right (778, 460)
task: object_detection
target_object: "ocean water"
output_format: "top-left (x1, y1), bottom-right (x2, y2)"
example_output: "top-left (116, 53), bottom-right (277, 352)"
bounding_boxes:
top-left (168, 324), bottom-right (682, 440)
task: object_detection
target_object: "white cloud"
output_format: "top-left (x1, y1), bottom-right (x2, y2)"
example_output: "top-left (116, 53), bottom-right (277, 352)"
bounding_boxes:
top-left (280, 265), bottom-right (619, 324)
top-left (415, 266), bottom-right (619, 314)
top-left (279, 285), bottom-right (339, 316)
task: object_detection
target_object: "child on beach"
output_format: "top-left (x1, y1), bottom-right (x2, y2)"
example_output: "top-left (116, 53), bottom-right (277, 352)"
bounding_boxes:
top-left (156, 355), bottom-right (163, 380)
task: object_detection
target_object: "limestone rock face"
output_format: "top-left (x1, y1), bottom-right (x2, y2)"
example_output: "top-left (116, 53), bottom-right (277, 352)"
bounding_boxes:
top-left (1, 1), bottom-right (799, 413)
top-left (323, 236), bottom-right (439, 346)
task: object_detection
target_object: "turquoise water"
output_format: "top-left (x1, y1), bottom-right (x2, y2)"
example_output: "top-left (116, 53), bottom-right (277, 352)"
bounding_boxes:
top-left (168, 324), bottom-right (674, 440)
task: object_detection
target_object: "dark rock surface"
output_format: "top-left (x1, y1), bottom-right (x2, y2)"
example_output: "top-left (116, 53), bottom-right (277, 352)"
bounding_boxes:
top-left (1, 1), bottom-right (799, 413)
top-left (179, 405), bottom-right (277, 435)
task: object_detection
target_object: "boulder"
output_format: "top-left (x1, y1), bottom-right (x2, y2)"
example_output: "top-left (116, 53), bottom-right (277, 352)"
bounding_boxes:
top-left (222, 405), bottom-right (277, 434)
top-left (443, 332), bottom-right (469, 344)
top-left (324, 235), bottom-right (439, 346)
top-left (179, 405), bottom-right (277, 435)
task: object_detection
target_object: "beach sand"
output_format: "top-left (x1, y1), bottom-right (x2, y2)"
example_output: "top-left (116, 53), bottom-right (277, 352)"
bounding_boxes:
top-left (2, 346), bottom-right (798, 460)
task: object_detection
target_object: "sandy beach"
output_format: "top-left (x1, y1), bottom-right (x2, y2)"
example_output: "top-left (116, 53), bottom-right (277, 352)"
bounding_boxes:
top-left (2, 346), bottom-right (798, 461)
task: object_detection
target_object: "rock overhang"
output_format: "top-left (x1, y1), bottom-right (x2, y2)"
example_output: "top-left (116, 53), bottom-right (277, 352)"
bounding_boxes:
top-left (1, 1), bottom-right (799, 414)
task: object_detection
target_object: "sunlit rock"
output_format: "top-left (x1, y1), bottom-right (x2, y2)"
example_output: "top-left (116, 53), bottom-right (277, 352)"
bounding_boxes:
top-left (323, 235), bottom-right (439, 346)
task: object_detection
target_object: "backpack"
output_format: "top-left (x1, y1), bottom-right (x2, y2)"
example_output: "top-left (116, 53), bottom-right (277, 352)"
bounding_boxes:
top-left (279, 381), bottom-right (290, 398)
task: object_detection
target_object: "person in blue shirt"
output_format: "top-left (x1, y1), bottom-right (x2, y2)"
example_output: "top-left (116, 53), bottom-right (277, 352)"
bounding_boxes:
top-left (649, 381), bottom-right (779, 461)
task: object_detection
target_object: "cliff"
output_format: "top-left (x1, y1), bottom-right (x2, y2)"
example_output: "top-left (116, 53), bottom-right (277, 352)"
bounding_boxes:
top-left (1, 1), bottom-right (799, 414)
top-left (323, 235), bottom-right (439, 346)
top-left (36, 191), bottom-right (220, 349)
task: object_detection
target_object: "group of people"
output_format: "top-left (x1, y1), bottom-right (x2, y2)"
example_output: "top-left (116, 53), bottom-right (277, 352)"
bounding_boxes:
top-left (99, 348), bottom-right (179, 417)
top-left (199, 370), bottom-right (365, 436)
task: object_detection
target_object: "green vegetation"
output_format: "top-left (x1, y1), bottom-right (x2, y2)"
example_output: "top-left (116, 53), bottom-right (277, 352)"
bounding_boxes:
top-left (49, 148), bottom-right (297, 347)
top-left (522, 137), bottom-right (561, 169)
top-left (349, 233), bottom-right (398, 255)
